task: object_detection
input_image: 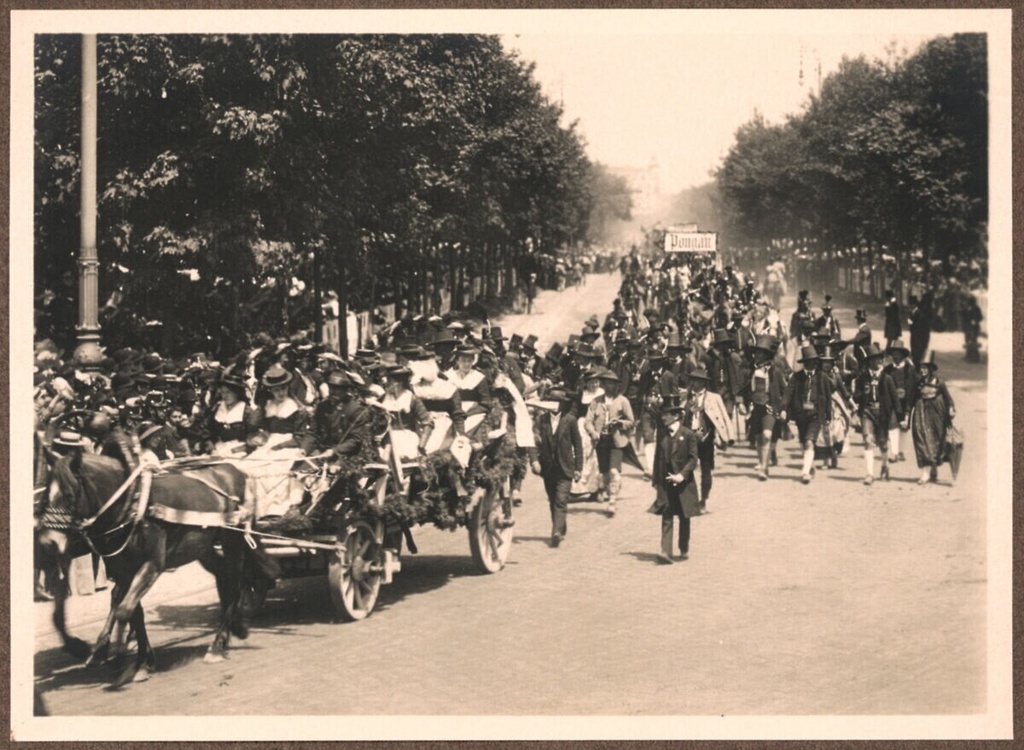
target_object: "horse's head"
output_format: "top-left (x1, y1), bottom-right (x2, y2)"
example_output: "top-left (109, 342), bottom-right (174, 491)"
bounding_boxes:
top-left (49, 451), bottom-right (127, 525)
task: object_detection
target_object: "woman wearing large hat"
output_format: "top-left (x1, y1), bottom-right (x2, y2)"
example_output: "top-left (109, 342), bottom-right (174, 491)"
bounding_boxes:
top-left (780, 345), bottom-right (834, 484)
top-left (244, 363), bottom-right (311, 518)
top-left (907, 350), bottom-right (956, 484)
top-left (206, 369), bottom-right (257, 457)
top-left (852, 343), bottom-right (903, 484)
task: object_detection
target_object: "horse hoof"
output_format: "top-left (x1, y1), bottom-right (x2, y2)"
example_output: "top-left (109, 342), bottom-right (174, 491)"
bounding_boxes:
top-left (203, 651), bottom-right (227, 664)
top-left (64, 637), bottom-right (91, 661)
top-left (133, 667), bottom-right (151, 683)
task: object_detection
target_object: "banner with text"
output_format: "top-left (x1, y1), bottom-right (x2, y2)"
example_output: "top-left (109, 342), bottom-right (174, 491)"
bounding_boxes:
top-left (664, 231), bottom-right (717, 254)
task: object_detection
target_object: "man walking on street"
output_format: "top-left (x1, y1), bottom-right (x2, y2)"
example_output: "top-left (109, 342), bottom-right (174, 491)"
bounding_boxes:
top-left (684, 367), bottom-right (733, 509)
top-left (531, 387), bottom-right (583, 548)
top-left (780, 345), bottom-right (834, 484)
top-left (647, 397), bottom-right (700, 564)
top-left (854, 344), bottom-right (903, 485)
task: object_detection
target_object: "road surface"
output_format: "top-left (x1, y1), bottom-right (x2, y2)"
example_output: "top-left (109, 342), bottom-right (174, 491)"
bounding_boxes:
top-left (32, 269), bottom-right (988, 719)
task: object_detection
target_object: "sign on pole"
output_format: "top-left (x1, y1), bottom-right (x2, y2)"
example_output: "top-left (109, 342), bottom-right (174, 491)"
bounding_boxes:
top-left (664, 231), bottom-right (717, 254)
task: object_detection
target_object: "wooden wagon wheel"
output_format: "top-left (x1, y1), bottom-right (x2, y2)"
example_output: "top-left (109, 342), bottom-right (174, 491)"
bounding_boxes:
top-left (467, 484), bottom-right (515, 574)
top-left (328, 520), bottom-right (385, 621)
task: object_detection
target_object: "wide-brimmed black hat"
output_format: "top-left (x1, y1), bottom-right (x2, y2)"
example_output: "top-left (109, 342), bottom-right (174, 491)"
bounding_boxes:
top-left (218, 372), bottom-right (247, 394)
top-left (688, 366), bottom-right (711, 382)
top-left (487, 326), bottom-right (508, 341)
top-left (750, 335), bottom-right (777, 356)
top-left (888, 339), bottom-right (911, 356)
top-left (919, 350), bottom-right (939, 369)
top-left (327, 370), bottom-right (355, 388)
top-left (711, 328), bottom-right (733, 347)
top-left (546, 387), bottom-right (576, 403)
top-left (545, 342), bottom-right (565, 361)
top-left (863, 343), bottom-right (885, 361)
top-left (522, 334), bottom-right (539, 352)
top-left (855, 309), bottom-right (868, 321)
top-left (797, 345), bottom-right (820, 363)
top-left (454, 344), bottom-right (479, 358)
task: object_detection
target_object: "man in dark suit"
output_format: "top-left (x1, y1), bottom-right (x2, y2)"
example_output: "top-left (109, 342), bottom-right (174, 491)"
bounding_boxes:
top-left (851, 309), bottom-right (871, 362)
top-left (530, 387), bottom-right (583, 548)
top-left (884, 289), bottom-right (902, 349)
top-left (647, 398), bottom-right (700, 564)
top-left (780, 345), bottom-right (834, 484)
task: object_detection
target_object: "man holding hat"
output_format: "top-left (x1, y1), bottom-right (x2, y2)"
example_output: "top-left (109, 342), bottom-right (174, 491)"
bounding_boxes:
top-left (647, 396), bottom-right (700, 564)
top-left (530, 387), bottom-right (583, 548)
top-left (744, 335), bottom-right (787, 480)
top-left (853, 344), bottom-right (903, 484)
top-left (780, 344), bottom-right (834, 484)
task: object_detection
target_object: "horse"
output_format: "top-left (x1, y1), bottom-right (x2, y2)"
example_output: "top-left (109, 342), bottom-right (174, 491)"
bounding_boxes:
top-left (44, 449), bottom-right (277, 688)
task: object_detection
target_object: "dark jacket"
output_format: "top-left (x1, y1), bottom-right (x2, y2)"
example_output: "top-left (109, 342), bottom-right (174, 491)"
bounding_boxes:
top-left (298, 397), bottom-right (373, 457)
top-left (884, 299), bottom-right (902, 341)
top-left (782, 368), bottom-right (834, 423)
top-left (533, 408), bottom-right (584, 481)
top-left (853, 367), bottom-right (903, 427)
top-left (648, 424), bottom-right (701, 518)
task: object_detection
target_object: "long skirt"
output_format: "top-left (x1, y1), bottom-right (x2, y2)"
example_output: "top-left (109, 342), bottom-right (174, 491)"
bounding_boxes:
top-left (571, 418), bottom-right (601, 496)
top-left (911, 397), bottom-right (949, 468)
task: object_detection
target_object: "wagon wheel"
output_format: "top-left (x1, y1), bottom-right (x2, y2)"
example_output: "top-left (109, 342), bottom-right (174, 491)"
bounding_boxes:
top-left (468, 485), bottom-right (515, 574)
top-left (328, 521), bottom-right (385, 621)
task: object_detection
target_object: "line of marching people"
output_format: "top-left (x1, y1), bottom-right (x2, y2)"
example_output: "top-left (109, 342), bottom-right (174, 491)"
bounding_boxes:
top-left (517, 253), bottom-right (963, 560)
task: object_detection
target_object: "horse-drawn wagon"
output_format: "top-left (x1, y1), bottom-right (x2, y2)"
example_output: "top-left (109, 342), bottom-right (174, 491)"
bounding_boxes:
top-left (242, 401), bottom-right (518, 621)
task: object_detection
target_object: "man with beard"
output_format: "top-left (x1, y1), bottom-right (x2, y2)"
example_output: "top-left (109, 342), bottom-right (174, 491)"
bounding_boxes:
top-left (780, 345), bottom-right (834, 484)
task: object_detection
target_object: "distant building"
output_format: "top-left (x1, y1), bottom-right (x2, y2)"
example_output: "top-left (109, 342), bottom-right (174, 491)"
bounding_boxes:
top-left (610, 156), bottom-right (662, 218)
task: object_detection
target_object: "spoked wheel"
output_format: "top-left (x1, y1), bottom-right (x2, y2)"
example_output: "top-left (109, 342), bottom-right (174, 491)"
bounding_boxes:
top-left (468, 485), bottom-right (515, 574)
top-left (328, 521), bottom-right (384, 621)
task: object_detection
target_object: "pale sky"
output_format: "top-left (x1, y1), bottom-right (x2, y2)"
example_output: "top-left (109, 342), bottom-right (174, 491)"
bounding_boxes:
top-left (504, 32), bottom-right (932, 194)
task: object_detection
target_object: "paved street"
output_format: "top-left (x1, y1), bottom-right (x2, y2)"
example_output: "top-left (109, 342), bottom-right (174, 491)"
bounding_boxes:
top-left (33, 271), bottom-right (987, 717)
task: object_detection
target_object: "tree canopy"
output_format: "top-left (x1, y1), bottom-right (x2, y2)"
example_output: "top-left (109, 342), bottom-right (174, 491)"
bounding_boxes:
top-left (714, 34), bottom-right (987, 279)
top-left (35, 34), bottom-right (608, 355)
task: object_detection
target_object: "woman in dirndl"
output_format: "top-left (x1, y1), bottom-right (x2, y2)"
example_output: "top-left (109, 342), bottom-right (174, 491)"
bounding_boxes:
top-left (248, 363), bottom-right (311, 517)
top-left (207, 371), bottom-right (257, 457)
top-left (908, 350), bottom-right (956, 484)
top-left (573, 369), bottom-right (606, 497)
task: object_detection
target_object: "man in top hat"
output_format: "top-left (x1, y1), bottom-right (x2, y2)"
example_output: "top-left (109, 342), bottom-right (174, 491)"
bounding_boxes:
top-left (665, 330), bottom-right (695, 390)
top-left (704, 327), bottom-right (745, 440)
top-left (517, 334), bottom-right (541, 380)
top-left (816, 344), bottom-right (856, 471)
top-left (883, 289), bottom-right (902, 350)
top-left (780, 344), bottom-right (834, 484)
top-left (883, 339), bottom-right (917, 464)
top-left (683, 366), bottom-right (733, 509)
top-left (815, 294), bottom-right (841, 341)
top-left (907, 291), bottom-right (934, 367)
top-left (744, 334), bottom-right (788, 480)
top-left (647, 396), bottom-right (700, 564)
top-left (790, 291), bottom-right (815, 348)
top-left (851, 309), bottom-right (871, 362)
top-left (637, 347), bottom-right (677, 476)
top-left (853, 343), bottom-right (903, 484)
top-left (530, 387), bottom-right (583, 548)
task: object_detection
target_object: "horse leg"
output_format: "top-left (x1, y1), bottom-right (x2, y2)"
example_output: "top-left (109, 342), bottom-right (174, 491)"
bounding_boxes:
top-left (85, 581), bottom-right (125, 667)
top-left (200, 544), bottom-right (242, 663)
top-left (111, 605), bottom-right (153, 688)
top-left (106, 561), bottom-right (162, 687)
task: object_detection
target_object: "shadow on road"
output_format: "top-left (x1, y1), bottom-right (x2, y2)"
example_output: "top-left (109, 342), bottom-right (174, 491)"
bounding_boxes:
top-left (620, 551), bottom-right (670, 565)
top-left (514, 535), bottom-right (555, 546)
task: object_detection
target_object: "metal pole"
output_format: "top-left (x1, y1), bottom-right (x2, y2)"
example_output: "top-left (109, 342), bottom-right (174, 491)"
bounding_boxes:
top-left (74, 34), bottom-right (103, 367)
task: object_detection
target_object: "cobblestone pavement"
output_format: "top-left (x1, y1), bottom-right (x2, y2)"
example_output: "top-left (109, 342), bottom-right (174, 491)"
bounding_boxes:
top-left (33, 271), bottom-right (989, 718)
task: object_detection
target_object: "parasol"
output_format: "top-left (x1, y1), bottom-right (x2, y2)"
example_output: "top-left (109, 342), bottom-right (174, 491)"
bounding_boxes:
top-left (945, 423), bottom-right (964, 480)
